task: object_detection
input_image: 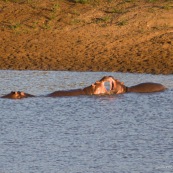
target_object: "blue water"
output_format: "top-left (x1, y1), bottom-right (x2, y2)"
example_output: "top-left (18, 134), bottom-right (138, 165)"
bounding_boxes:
top-left (0, 70), bottom-right (173, 173)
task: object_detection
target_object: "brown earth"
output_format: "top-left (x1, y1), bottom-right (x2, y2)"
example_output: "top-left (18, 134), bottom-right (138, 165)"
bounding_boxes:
top-left (0, 0), bottom-right (173, 74)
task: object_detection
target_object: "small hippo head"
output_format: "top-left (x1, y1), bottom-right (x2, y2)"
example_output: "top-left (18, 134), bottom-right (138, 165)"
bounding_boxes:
top-left (1, 91), bottom-right (35, 99)
top-left (1, 91), bottom-right (21, 99)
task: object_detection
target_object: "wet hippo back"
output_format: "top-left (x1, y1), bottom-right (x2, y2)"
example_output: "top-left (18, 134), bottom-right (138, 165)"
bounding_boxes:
top-left (127, 82), bottom-right (166, 93)
top-left (46, 89), bottom-right (85, 97)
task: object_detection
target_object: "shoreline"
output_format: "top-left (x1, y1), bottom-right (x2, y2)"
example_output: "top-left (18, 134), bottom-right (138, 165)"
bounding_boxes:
top-left (0, 69), bottom-right (171, 75)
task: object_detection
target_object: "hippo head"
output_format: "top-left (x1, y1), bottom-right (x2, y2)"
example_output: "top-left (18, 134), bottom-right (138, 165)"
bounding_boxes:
top-left (112, 79), bottom-right (127, 94)
top-left (1, 91), bottom-right (34, 99)
top-left (83, 81), bottom-right (108, 95)
top-left (1, 91), bottom-right (21, 99)
top-left (92, 81), bottom-right (108, 95)
top-left (99, 76), bottom-right (127, 94)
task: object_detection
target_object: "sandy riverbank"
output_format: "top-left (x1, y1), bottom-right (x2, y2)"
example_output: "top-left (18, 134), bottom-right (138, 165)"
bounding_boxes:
top-left (0, 0), bottom-right (173, 74)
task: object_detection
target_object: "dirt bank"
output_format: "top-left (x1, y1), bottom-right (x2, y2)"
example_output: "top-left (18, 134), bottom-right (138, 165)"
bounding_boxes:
top-left (0, 0), bottom-right (173, 74)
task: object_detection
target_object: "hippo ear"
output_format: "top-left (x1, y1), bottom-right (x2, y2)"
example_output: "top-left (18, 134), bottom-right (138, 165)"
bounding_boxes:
top-left (20, 92), bottom-right (25, 96)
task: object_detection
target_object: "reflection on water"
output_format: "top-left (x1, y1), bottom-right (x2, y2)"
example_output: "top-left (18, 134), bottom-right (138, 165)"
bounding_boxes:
top-left (0, 70), bottom-right (173, 173)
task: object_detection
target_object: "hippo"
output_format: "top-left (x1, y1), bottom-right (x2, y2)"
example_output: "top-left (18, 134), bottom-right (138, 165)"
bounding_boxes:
top-left (0, 80), bottom-right (109, 99)
top-left (46, 80), bottom-right (108, 97)
top-left (100, 76), bottom-right (166, 94)
top-left (1, 91), bottom-right (35, 99)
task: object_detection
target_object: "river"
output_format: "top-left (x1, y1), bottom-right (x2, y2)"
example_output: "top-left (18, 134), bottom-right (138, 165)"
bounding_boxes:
top-left (0, 70), bottom-right (173, 173)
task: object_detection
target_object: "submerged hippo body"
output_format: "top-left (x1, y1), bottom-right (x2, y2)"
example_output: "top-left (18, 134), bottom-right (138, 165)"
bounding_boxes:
top-left (46, 89), bottom-right (85, 97)
top-left (127, 82), bottom-right (166, 93)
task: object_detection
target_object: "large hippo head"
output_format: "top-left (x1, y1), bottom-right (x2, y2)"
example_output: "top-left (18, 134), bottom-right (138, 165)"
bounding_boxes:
top-left (99, 76), bottom-right (127, 94)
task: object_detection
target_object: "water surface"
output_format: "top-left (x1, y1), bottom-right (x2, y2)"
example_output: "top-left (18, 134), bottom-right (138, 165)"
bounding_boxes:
top-left (0, 71), bottom-right (173, 173)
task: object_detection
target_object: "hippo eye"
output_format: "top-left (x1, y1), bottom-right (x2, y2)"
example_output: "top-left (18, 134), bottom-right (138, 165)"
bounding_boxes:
top-left (11, 91), bottom-right (15, 94)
